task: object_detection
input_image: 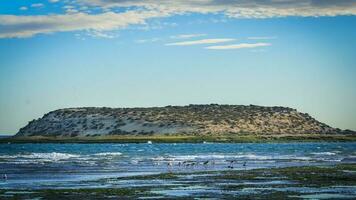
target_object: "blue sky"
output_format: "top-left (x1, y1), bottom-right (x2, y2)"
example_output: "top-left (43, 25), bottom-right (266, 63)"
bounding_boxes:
top-left (1, 0), bottom-right (356, 134)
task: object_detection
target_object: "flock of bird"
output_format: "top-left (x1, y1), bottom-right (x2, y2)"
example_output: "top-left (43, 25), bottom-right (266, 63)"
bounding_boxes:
top-left (1, 160), bottom-right (248, 180)
top-left (166, 160), bottom-right (247, 169)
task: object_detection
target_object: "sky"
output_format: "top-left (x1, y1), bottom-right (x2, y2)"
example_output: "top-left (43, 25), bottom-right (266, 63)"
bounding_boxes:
top-left (0, 0), bottom-right (356, 134)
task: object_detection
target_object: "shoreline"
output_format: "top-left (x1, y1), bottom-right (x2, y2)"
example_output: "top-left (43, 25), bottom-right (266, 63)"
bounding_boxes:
top-left (2, 134), bottom-right (356, 143)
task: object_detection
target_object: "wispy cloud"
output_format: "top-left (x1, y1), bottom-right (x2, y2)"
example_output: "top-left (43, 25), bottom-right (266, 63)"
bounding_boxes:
top-left (135, 34), bottom-right (206, 44)
top-left (81, 0), bottom-right (356, 18)
top-left (248, 36), bottom-right (277, 40)
top-left (1, 0), bottom-right (356, 39)
top-left (0, 11), bottom-right (167, 38)
top-left (87, 30), bottom-right (117, 39)
top-left (63, 5), bottom-right (75, 9)
top-left (31, 3), bottom-right (44, 8)
top-left (170, 34), bottom-right (206, 39)
top-left (19, 6), bottom-right (28, 11)
top-left (135, 37), bottom-right (161, 43)
top-left (165, 38), bottom-right (235, 46)
top-left (206, 43), bottom-right (271, 50)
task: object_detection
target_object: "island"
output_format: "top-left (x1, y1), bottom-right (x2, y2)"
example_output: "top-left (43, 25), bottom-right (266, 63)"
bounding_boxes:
top-left (6, 104), bottom-right (354, 143)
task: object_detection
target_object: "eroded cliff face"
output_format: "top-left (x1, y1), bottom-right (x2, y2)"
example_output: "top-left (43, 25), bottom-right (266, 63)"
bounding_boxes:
top-left (16, 104), bottom-right (345, 137)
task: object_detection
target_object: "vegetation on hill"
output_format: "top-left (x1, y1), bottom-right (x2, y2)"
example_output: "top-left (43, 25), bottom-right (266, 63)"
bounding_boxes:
top-left (15, 104), bottom-right (354, 139)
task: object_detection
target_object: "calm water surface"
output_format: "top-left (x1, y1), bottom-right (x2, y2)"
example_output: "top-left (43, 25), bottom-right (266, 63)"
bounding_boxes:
top-left (0, 142), bottom-right (355, 189)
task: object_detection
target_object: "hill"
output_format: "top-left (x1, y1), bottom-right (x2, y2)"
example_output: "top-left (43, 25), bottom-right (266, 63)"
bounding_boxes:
top-left (15, 104), bottom-right (354, 139)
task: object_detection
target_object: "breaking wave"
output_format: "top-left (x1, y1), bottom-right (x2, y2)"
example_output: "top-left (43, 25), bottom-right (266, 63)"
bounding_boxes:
top-left (311, 152), bottom-right (337, 156)
top-left (0, 152), bottom-right (80, 163)
top-left (93, 152), bottom-right (123, 156)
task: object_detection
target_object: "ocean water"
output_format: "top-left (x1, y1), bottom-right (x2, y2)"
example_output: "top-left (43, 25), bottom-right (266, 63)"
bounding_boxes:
top-left (0, 142), bottom-right (355, 190)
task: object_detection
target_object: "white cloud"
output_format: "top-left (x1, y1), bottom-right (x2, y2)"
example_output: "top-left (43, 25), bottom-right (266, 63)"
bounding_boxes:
top-left (206, 43), bottom-right (271, 50)
top-left (80, 0), bottom-right (356, 18)
top-left (62, 6), bottom-right (79, 13)
top-left (248, 36), bottom-right (277, 40)
top-left (133, 21), bottom-right (177, 31)
top-left (87, 30), bottom-right (117, 39)
top-left (19, 7), bottom-right (28, 11)
top-left (2, 0), bottom-right (356, 39)
top-left (0, 11), bottom-right (166, 38)
top-left (135, 37), bottom-right (161, 43)
top-left (165, 38), bottom-right (235, 46)
top-left (170, 33), bottom-right (206, 39)
top-left (63, 5), bottom-right (75, 9)
top-left (66, 9), bottom-right (79, 13)
top-left (31, 3), bottom-right (44, 8)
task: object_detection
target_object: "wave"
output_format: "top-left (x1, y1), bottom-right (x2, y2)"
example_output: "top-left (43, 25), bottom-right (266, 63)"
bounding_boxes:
top-left (311, 152), bottom-right (336, 156)
top-left (93, 152), bottom-right (122, 156)
top-left (0, 152), bottom-right (124, 164)
top-left (0, 152), bottom-right (80, 163)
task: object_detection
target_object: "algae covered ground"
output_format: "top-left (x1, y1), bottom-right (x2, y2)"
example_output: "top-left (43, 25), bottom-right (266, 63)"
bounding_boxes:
top-left (1, 164), bottom-right (355, 199)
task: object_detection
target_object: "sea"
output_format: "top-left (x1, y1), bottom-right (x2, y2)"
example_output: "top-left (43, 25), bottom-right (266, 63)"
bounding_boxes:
top-left (0, 142), bottom-right (355, 190)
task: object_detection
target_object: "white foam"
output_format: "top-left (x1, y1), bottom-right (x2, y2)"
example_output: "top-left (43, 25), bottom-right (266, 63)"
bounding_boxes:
top-left (311, 152), bottom-right (336, 156)
top-left (93, 152), bottom-right (122, 156)
top-left (234, 154), bottom-right (272, 160)
top-left (274, 155), bottom-right (312, 161)
top-left (23, 152), bottom-right (79, 161)
top-left (0, 152), bottom-right (79, 163)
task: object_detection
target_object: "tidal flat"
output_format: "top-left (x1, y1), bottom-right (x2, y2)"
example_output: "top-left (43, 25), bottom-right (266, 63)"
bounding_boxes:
top-left (1, 164), bottom-right (355, 199)
top-left (0, 142), bottom-right (355, 199)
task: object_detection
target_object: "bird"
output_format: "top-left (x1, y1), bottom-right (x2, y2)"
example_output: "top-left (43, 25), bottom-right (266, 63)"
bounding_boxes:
top-left (227, 160), bottom-right (236, 169)
top-left (202, 160), bottom-right (209, 169)
top-left (3, 174), bottom-right (7, 180)
top-left (243, 161), bottom-right (247, 167)
top-left (167, 161), bottom-right (173, 172)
